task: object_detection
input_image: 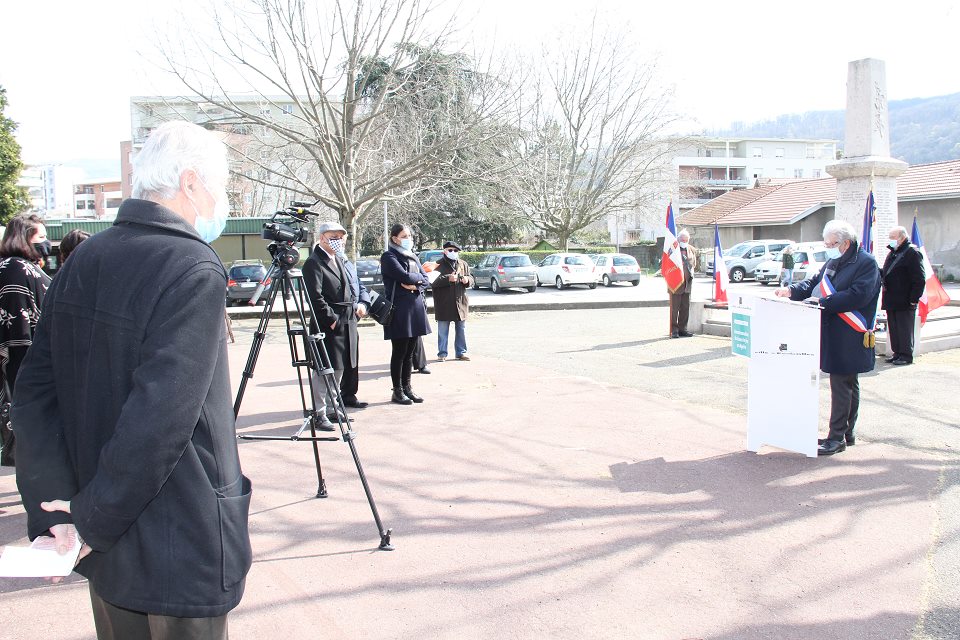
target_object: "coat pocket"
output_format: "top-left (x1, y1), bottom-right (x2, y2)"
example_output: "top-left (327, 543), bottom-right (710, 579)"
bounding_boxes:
top-left (217, 474), bottom-right (253, 591)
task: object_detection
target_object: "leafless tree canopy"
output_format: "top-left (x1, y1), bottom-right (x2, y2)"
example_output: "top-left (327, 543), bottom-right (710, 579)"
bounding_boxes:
top-left (512, 19), bottom-right (683, 249)
top-left (153, 0), bottom-right (519, 255)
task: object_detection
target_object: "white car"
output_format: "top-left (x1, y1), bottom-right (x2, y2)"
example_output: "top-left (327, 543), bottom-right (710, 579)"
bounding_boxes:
top-left (536, 253), bottom-right (598, 289)
top-left (755, 242), bottom-right (828, 285)
top-left (588, 253), bottom-right (641, 286)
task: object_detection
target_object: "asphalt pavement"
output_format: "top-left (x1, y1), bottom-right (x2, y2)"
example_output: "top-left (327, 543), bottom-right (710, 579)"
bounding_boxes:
top-left (2, 305), bottom-right (958, 639)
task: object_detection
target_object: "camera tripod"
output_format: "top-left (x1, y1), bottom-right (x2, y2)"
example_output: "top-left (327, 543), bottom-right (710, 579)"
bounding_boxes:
top-left (233, 241), bottom-right (393, 551)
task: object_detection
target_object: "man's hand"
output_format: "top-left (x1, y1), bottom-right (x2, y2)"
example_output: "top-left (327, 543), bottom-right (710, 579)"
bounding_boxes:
top-left (41, 500), bottom-right (93, 583)
top-left (355, 305), bottom-right (368, 319)
top-left (401, 283), bottom-right (417, 291)
top-left (774, 287), bottom-right (792, 298)
top-left (330, 321), bottom-right (337, 330)
top-left (447, 274), bottom-right (457, 283)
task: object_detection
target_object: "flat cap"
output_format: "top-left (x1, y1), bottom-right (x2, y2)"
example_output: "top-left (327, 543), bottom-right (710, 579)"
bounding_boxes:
top-left (317, 221), bottom-right (347, 234)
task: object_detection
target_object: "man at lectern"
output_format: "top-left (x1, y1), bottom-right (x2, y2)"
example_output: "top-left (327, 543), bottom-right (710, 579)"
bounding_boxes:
top-left (775, 219), bottom-right (881, 456)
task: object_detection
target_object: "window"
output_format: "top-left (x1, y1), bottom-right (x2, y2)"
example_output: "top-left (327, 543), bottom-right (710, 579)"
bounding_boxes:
top-left (259, 108), bottom-right (271, 116)
top-left (813, 169), bottom-right (821, 178)
top-left (565, 256), bottom-right (588, 265)
top-left (281, 104), bottom-right (294, 115)
top-left (752, 147), bottom-right (762, 158)
top-left (794, 169), bottom-right (804, 178)
top-left (76, 201), bottom-right (85, 210)
top-left (501, 256), bottom-right (532, 268)
top-left (613, 256), bottom-right (638, 267)
top-left (775, 148), bottom-right (784, 158)
top-left (483, 256), bottom-right (497, 267)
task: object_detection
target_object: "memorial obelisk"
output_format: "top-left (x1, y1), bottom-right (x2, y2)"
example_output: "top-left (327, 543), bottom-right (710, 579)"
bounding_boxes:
top-left (826, 58), bottom-right (907, 260)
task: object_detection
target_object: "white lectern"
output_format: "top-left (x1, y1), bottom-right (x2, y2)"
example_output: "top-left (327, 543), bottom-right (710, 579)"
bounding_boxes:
top-left (731, 296), bottom-right (821, 458)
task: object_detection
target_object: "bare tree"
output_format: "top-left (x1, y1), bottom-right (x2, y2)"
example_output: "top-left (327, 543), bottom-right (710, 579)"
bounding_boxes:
top-left (153, 0), bottom-right (518, 256)
top-left (513, 19), bottom-right (684, 250)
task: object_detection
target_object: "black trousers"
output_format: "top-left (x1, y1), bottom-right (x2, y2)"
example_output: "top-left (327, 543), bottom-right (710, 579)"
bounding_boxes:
top-left (390, 337), bottom-right (418, 388)
top-left (887, 307), bottom-right (917, 362)
top-left (669, 291), bottom-right (690, 333)
top-left (828, 373), bottom-right (860, 442)
top-left (89, 584), bottom-right (228, 640)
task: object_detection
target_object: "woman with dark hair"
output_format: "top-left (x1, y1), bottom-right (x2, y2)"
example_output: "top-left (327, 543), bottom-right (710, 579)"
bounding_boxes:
top-left (58, 228), bottom-right (91, 263)
top-left (380, 223), bottom-right (431, 405)
top-left (0, 213), bottom-right (52, 465)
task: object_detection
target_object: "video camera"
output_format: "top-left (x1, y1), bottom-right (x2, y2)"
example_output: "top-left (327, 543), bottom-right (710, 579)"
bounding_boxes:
top-left (262, 201), bottom-right (319, 268)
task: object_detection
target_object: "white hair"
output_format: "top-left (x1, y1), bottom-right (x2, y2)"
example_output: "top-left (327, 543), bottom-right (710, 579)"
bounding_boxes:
top-left (823, 219), bottom-right (856, 244)
top-left (132, 121), bottom-right (228, 200)
top-left (678, 228), bottom-right (690, 241)
top-left (890, 225), bottom-right (908, 239)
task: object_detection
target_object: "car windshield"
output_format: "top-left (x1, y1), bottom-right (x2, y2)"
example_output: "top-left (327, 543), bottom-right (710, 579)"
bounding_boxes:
top-left (501, 255), bottom-right (532, 267)
top-left (771, 251), bottom-right (783, 261)
top-left (613, 256), bottom-right (637, 266)
top-left (564, 256), bottom-right (589, 265)
top-left (230, 266), bottom-right (265, 280)
top-left (724, 242), bottom-right (752, 258)
top-left (794, 252), bottom-right (809, 262)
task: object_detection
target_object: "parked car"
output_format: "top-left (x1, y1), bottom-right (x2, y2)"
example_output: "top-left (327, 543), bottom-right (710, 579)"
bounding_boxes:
top-left (226, 260), bottom-right (273, 306)
top-left (356, 257), bottom-right (384, 294)
top-left (588, 253), bottom-right (641, 286)
top-left (472, 253), bottom-right (538, 293)
top-left (707, 239), bottom-right (793, 283)
top-left (418, 249), bottom-right (444, 265)
top-left (755, 242), bottom-right (829, 285)
top-left (536, 253), bottom-right (597, 290)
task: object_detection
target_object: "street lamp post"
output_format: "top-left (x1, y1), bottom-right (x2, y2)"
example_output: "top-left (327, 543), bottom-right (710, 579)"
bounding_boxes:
top-left (382, 160), bottom-right (393, 250)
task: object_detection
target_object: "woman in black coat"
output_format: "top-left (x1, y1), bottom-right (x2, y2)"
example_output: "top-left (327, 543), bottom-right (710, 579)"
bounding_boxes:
top-left (380, 224), bottom-right (431, 405)
top-left (0, 213), bottom-right (52, 466)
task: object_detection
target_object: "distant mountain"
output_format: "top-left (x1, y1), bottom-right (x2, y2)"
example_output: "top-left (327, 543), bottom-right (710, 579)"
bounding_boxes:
top-left (712, 93), bottom-right (960, 165)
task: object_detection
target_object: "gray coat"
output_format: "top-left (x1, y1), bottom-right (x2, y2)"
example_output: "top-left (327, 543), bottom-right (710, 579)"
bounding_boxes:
top-left (13, 199), bottom-right (251, 617)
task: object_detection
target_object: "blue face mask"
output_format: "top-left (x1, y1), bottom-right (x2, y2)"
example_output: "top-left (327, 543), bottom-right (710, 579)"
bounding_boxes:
top-left (192, 179), bottom-right (229, 243)
top-left (825, 246), bottom-right (842, 260)
top-left (400, 238), bottom-right (414, 251)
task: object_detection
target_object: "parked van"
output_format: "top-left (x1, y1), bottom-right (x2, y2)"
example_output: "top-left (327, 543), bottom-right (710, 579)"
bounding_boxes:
top-left (707, 239), bottom-right (794, 283)
top-left (755, 242), bottom-right (829, 285)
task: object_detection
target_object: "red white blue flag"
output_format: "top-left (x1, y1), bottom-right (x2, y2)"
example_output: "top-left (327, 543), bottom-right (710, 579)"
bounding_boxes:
top-left (713, 223), bottom-right (728, 305)
top-left (662, 202), bottom-right (684, 294)
top-left (861, 190), bottom-right (876, 254)
top-left (911, 216), bottom-right (951, 325)
top-left (819, 275), bottom-right (872, 333)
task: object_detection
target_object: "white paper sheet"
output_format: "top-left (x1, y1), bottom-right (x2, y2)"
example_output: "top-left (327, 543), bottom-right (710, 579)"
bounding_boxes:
top-left (0, 531), bottom-right (82, 578)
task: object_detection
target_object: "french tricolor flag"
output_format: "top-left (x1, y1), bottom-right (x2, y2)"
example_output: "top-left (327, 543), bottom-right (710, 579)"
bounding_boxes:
top-left (713, 223), bottom-right (728, 305)
top-left (819, 275), bottom-right (871, 333)
top-left (911, 216), bottom-right (951, 325)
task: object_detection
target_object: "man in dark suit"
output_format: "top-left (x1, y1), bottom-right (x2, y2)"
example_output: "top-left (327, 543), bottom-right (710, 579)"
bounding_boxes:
top-left (302, 222), bottom-right (365, 428)
top-left (881, 225), bottom-right (925, 365)
top-left (669, 229), bottom-right (696, 338)
top-left (776, 219), bottom-right (881, 456)
top-left (339, 256), bottom-right (371, 408)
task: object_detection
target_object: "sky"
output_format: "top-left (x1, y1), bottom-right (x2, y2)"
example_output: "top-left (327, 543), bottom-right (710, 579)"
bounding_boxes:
top-left (2, 0), bottom-right (959, 168)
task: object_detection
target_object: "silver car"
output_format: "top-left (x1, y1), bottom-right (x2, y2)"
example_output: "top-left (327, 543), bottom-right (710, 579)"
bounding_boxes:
top-left (472, 253), bottom-right (538, 293)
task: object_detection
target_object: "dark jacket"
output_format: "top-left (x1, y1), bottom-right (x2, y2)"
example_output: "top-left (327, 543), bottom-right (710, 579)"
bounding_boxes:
top-left (0, 256), bottom-right (51, 393)
top-left (302, 246), bottom-right (365, 370)
top-left (881, 241), bottom-right (925, 311)
top-left (380, 247), bottom-right (431, 340)
top-left (789, 241), bottom-right (881, 375)
top-left (431, 256), bottom-right (472, 322)
top-left (673, 246), bottom-right (696, 295)
top-left (13, 199), bottom-right (251, 617)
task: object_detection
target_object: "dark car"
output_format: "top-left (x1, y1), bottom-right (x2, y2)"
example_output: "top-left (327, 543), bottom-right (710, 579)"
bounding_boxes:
top-left (356, 257), bottom-right (384, 294)
top-left (226, 260), bottom-right (273, 306)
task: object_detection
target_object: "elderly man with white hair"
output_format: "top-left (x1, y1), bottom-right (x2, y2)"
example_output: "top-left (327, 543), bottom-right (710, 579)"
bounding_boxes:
top-left (881, 225), bottom-right (925, 365)
top-left (669, 228), bottom-right (697, 338)
top-left (13, 121), bottom-right (251, 638)
top-left (776, 219), bottom-right (881, 456)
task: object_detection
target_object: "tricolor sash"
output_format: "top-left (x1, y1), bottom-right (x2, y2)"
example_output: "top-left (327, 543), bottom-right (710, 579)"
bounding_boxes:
top-left (818, 275), bottom-right (872, 333)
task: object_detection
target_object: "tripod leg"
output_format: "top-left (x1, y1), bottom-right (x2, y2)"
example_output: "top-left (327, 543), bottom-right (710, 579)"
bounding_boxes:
top-left (233, 265), bottom-right (282, 417)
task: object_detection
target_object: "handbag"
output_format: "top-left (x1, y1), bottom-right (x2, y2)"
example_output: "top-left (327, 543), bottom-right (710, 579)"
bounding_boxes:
top-left (368, 282), bottom-right (396, 326)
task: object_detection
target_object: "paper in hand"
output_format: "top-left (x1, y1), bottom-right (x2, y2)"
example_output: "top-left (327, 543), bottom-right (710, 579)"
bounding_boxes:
top-left (426, 270), bottom-right (441, 284)
top-left (0, 530), bottom-right (82, 578)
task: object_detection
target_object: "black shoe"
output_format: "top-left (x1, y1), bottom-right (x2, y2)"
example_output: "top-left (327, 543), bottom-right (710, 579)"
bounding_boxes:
top-left (670, 331), bottom-right (680, 339)
top-left (417, 367), bottom-right (432, 374)
top-left (391, 388), bottom-right (413, 405)
top-left (313, 415), bottom-right (336, 432)
top-left (891, 358), bottom-right (912, 366)
top-left (678, 331), bottom-right (694, 337)
top-left (817, 439), bottom-right (846, 456)
top-left (402, 386), bottom-right (424, 403)
top-left (326, 412), bottom-right (353, 423)
top-left (818, 436), bottom-right (854, 446)
top-left (342, 396), bottom-right (368, 409)
top-left (884, 355), bottom-right (898, 363)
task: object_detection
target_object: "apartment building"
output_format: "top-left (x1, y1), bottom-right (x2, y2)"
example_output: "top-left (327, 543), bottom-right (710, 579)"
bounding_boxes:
top-left (127, 96), bottom-right (304, 217)
top-left (73, 179), bottom-right (123, 219)
top-left (673, 136), bottom-right (838, 212)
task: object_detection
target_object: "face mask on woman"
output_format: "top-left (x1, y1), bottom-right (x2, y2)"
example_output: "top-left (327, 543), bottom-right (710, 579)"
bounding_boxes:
top-left (33, 240), bottom-right (52, 257)
top-left (825, 246), bottom-right (842, 260)
top-left (399, 238), bottom-right (414, 251)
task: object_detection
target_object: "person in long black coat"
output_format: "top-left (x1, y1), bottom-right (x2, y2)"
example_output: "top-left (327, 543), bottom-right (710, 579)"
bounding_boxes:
top-left (302, 221), bottom-right (368, 426)
top-left (881, 225), bottom-right (925, 365)
top-left (777, 219), bottom-right (881, 456)
top-left (13, 121), bottom-right (251, 637)
top-left (380, 223), bottom-right (431, 405)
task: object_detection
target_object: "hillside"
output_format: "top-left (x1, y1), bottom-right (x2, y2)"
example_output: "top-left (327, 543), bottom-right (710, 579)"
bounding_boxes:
top-left (713, 93), bottom-right (960, 165)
